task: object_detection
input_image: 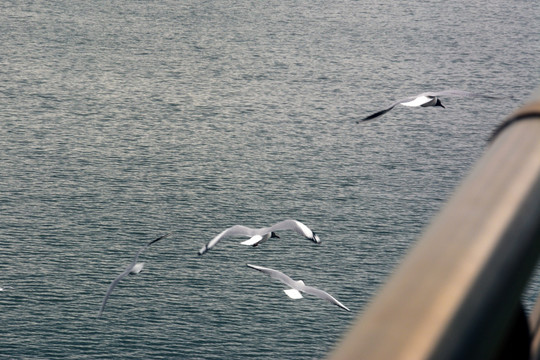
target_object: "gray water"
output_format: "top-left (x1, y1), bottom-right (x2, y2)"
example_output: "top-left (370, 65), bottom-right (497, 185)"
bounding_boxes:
top-left (1, 1), bottom-right (538, 359)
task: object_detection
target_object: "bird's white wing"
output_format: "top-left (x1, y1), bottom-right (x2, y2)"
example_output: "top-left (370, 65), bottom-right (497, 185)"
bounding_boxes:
top-left (98, 265), bottom-right (133, 317)
top-left (247, 264), bottom-right (298, 289)
top-left (422, 89), bottom-right (507, 99)
top-left (268, 220), bottom-right (309, 237)
top-left (199, 225), bottom-right (259, 255)
top-left (302, 285), bottom-right (351, 312)
top-left (267, 219), bottom-right (320, 243)
top-left (445, 89), bottom-right (509, 100)
top-left (422, 89), bottom-right (474, 98)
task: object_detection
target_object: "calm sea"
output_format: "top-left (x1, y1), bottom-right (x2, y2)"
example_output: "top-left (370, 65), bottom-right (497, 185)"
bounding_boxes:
top-left (1, 0), bottom-right (538, 359)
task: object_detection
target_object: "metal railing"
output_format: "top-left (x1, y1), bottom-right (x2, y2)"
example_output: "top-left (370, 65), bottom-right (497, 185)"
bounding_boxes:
top-left (328, 95), bottom-right (540, 360)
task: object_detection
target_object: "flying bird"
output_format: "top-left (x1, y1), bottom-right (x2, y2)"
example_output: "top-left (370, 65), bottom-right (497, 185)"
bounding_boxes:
top-left (198, 219), bottom-right (320, 255)
top-left (98, 232), bottom-right (172, 317)
top-left (358, 89), bottom-right (504, 122)
top-left (247, 264), bottom-right (350, 312)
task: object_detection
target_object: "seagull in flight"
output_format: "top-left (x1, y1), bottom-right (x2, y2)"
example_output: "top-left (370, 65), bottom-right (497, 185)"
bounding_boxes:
top-left (198, 219), bottom-right (321, 255)
top-left (98, 232), bottom-right (172, 317)
top-left (247, 264), bottom-right (351, 312)
top-left (358, 89), bottom-right (504, 122)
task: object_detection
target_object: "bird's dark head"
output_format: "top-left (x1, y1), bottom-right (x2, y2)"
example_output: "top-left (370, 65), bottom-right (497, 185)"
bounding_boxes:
top-left (435, 98), bottom-right (445, 108)
top-left (311, 232), bottom-right (321, 244)
top-left (270, 232), bottom-right (280, 239)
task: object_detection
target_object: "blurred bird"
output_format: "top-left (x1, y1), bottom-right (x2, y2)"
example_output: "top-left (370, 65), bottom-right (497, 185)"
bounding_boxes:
top-left (358, 89), bottom-right (505, 122)
top-left (98, 232), bottom-right (172, 317)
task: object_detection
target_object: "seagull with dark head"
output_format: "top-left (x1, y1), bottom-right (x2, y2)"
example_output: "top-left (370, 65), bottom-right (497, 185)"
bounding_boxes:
top-left (198, 219), bottom-right (320, 255)
top-left (358, 89), bottom-right (505, 122)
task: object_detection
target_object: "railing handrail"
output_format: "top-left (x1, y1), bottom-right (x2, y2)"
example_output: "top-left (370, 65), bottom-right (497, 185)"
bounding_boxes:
top-left (328, 96), bottom-right (540, 360)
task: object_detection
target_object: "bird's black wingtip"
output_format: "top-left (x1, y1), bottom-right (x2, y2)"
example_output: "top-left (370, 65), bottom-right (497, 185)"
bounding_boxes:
top-left (149, 232), bottom-right (173, 245)
top-left (198, 244), bottom-right (209, 255)
top-left (358, 106), bottom-right (394, 122)
top-left (360, 113), bottom-right (383, 122)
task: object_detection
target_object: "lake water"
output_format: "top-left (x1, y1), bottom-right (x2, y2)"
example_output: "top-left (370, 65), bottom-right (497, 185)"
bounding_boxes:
top-left (1, 1), bottom-right (538, 359)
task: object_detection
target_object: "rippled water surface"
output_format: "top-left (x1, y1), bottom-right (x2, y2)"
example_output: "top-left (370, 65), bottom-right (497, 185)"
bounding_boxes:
top-left (1, 1), bottom-right (538, 359)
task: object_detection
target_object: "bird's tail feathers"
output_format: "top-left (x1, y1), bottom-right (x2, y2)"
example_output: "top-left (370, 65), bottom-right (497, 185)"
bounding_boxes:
top-left (284, 288), bottom-right (303, 299)
top-left (130, 262), bottom-right (144, 274)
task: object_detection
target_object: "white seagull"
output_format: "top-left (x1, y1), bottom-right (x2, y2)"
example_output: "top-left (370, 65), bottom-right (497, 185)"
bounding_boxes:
top-left (247, 264), bottom-right (351, 312)
top-left (358, 89), bottom-right (504, 122)
top-left (98, 232), bottom-right (172, 317)
top-left (198, 219), bottom-right (321, 255)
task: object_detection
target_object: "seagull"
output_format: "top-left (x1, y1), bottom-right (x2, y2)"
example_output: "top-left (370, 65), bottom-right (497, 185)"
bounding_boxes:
top-left (98, 232), bottom-right (172, 317)
top-left (198, 219), bottom-right (321, 255)
top-left (247, 264), bottom-right (350, 312)
top-left (358, 89), bottom-right (504, 122)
